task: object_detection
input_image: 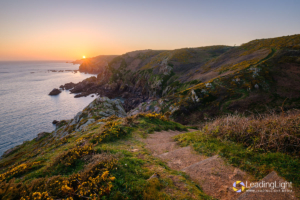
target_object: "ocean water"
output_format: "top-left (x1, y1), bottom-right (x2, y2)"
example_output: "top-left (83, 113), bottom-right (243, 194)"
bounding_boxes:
top-left (0, 61), bottom-right (97, 156)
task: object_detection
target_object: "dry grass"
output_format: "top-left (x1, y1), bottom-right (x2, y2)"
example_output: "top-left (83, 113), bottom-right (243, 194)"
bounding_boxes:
top-left (202, 110), bottom-right (300, 154)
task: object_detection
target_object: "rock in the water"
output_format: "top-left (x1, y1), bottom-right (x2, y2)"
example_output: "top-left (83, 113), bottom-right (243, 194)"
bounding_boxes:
top-left (52, 120), bottom-right (59, 124)
top-left (49, 88), bottom-right (61, 95)
top-left (64, 82), bottom-right (76, 90)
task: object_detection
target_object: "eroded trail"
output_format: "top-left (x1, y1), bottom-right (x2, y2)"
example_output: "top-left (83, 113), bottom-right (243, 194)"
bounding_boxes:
top-left (140, 130), bottom-right (297, 200)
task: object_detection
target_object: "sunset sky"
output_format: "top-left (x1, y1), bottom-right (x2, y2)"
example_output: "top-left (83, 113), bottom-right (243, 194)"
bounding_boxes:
top-left (1, 0), bottom-right (300, 61)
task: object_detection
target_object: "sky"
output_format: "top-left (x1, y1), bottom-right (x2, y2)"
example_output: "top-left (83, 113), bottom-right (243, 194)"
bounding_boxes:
top-left (0, 0), bottom-right (300, 61)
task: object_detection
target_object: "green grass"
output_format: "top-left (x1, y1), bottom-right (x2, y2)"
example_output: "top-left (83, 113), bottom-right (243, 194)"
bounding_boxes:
top-left (0, 114), bottom-right (214, 200)
top-left (174, 131), bottom-right (300, 186)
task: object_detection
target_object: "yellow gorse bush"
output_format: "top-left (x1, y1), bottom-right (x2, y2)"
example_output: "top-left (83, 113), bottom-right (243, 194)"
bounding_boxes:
top-left (135, 112), bottom-right (168, 121)
top-left (14, 158), bottom-right (118, 200)
top-left (20, 192), bottom-right (52, 200)
top-left (55, 144), bottom-right (94, 166)
top-left (0, 161), bottom-right (41, 182)
top-left (92, 121), bottom-right (126, 143)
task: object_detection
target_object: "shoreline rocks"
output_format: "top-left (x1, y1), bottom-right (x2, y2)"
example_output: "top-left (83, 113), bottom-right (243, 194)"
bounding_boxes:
top-left (52, 120), bottom-right (59, 124)
top-left (59, 82), bottom-right (76, 90)
top-left (49, 88), bottom-right (61, 95)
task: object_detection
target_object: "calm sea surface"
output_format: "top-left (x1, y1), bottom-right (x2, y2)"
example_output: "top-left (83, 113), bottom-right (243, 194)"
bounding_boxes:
top-left (0, 61), bottom-right (97, 156)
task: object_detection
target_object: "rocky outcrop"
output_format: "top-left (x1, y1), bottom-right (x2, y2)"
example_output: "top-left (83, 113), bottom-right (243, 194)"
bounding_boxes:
top-left (52, 96), bottom-right (127, 138)
top-left (49, 88), bottom-right (61, 95)
top-left (36, 132), bottom-right (49, 141)
top-left (86, 97), bottom-right (127, 119)
top-left (52, 120), bottom-right (59, 124)
top-left (59, 82), bottom-right (76, 90)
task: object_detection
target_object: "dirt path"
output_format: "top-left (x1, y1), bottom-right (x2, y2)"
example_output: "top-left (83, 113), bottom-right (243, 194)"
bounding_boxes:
top-left (140, 129), bottom-right (297, 200)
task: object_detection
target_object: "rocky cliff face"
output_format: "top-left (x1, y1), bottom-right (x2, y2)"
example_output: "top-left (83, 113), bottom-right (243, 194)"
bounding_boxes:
top-left (52, 96), bottom-right (127, 138)
top-left (60, 34), bottom-right (300, 124)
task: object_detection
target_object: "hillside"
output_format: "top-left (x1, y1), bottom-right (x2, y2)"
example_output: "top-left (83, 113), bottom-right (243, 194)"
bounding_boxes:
top-left (0, 97), bottom-right (299, 199)
top-left (64, 34), bottom-right (300, 123)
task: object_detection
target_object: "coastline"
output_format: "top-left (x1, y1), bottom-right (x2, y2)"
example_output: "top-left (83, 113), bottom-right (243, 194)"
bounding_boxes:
top-left (0, 62), bottom-right (98, 156)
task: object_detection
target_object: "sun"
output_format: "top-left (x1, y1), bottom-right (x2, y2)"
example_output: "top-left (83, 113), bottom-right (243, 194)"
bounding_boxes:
top-left (82, 55), bottom-right (86, 59)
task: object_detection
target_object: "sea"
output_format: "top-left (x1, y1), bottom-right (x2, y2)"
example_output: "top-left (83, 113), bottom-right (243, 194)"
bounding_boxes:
top-left (0, 61), bottom-right (97, 156)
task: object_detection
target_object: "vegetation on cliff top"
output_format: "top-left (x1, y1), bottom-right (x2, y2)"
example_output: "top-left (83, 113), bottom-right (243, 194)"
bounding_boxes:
top-left (0, 113), bottom-right (214, 200)
top-left (174, 110), bottom-right (300, 187)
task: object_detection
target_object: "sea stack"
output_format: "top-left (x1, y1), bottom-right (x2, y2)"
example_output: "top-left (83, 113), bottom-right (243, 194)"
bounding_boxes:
top-left (49, 88), bottom-right (61, 95)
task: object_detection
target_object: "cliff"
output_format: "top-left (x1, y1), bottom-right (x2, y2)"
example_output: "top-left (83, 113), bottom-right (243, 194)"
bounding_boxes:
top-left (62, 34), bottom-right (300, 124)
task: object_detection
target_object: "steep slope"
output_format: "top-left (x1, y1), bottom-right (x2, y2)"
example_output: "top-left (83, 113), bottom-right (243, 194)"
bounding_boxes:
top-left (65, 46), bottom-right (233, 107)
top-left (127, 34), bottom-right (300, 124)
top-left (60, 34), bottom-right (300, 124)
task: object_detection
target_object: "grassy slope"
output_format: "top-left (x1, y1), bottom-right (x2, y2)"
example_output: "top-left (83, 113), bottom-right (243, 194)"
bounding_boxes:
top-left (0, 114), bottom-right (214, 200)
top-left (158, 34), bottom-right (300, 124)
top-left (174, 111), bottom-right (300, 190)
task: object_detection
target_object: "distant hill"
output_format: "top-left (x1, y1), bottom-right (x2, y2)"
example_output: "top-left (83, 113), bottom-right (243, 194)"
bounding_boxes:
top-left (78, 55), bottom-right (119, 74)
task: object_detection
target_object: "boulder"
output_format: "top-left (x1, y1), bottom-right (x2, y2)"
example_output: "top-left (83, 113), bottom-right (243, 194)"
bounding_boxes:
top-left (49, 88), bottom-right (61, 95)
top-left (64, 82), bottom-right (76, 90)
top-left (52, 120), bottom-right (59, 124)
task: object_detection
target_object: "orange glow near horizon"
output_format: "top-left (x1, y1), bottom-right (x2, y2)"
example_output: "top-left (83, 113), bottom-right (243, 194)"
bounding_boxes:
top-left (1, 1), bottom-right (300, 61)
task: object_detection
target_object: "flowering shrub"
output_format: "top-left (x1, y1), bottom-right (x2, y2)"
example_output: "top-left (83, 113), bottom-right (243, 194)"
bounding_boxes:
top-left (0, 156), bottom-right (117, 200)
top-left (20, 192), bottom-right (51, 200)
top-left (91, 121), bottom-right (128, 144)
top-left (0, 161), bottom-right (42, 182)
top-left (53, 144), bottom-right (94, 167)
top-left (135, 112), bottom-right (168, 121)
